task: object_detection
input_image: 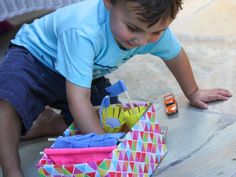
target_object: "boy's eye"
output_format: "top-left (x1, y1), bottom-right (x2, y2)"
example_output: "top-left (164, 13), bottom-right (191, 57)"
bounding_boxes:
top-left (127, 25), bottom-right (140, 32)
top-left (152, 32), bottom-right (161, 36)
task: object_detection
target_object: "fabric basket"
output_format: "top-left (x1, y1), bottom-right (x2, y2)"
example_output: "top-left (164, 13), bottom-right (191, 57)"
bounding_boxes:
top-left (37, 102), bottom-right (167, 177)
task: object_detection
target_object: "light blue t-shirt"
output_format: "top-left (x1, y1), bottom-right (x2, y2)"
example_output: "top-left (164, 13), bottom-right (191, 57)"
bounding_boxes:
top-left (11, 0), bottom-right (181, 88)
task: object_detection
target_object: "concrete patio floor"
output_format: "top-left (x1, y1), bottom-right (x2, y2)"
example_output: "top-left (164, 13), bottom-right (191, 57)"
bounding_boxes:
top-left (0, 0), bottom-right (236, 176)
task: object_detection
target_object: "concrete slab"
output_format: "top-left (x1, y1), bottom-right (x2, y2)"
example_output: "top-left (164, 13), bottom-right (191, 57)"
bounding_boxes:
top-left (19, 139), bottom-right (52, 177)
top-left (0, 138), bottom-right (52, 177)
top-left (172, 0), bottom-right (236, 37)
top-left (151, 107), bottom-right (236, 177)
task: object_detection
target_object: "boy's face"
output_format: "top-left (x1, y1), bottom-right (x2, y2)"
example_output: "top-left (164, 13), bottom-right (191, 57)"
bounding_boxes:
top-left (104, 0), bottom-right (172, 49)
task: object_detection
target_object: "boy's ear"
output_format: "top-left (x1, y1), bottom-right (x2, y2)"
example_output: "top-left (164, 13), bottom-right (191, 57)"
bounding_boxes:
top-left (103, 0), bottom-right (112, 10)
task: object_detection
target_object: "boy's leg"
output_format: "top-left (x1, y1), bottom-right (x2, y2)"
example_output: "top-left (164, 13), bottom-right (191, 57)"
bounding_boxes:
top-left (0, 99), bottom-right (24, 177)
top-left (21, 107), bottom-right (67, 140)
top-left (0, 44), bottom-right (75, 141)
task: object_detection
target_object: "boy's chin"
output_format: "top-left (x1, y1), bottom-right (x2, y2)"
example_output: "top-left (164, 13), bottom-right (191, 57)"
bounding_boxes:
top-left (120, 42), bottom-right (137, 49)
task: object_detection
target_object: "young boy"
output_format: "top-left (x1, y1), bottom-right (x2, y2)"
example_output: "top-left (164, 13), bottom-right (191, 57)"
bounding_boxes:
top-left (0, 0), bottom-right (232, 176)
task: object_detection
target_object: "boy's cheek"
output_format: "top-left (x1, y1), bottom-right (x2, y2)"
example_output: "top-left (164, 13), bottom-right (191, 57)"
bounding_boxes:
top-left (111, 22), bottom-right (134, 41)
top-left (115, 30), bottom-right (134, 41)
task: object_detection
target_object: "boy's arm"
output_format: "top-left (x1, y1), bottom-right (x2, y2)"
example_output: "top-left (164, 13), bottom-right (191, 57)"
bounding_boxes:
top-left (164, 48), bottom-right (232, 109)
top-left (66, 80), bottom-right (105, 134)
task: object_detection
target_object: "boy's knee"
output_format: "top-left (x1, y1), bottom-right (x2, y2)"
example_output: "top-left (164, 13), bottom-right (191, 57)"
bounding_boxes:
top-left (0, 99), bottom-right (16, 112)
top-left (0, 99), bottom-right (24, 135)
top-left (0, 99), bottom-right (20, 120)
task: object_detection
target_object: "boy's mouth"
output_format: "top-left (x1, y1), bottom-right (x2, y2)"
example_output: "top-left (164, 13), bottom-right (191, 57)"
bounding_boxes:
top-left (116, 40), bottom-right (135, 50)
top-left (116, 39), bottom-right (137, 50)
top-left (126, 41), bottom-right (136, 47)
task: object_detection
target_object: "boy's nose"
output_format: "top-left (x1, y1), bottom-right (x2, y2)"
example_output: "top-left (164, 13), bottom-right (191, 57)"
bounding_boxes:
top-left (135, 38), bottom-right (148, 46)
top-left (135, 34), bottom-right (149, 46)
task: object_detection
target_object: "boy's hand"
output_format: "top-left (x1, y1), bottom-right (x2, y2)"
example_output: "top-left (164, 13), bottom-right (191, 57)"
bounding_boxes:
top-left (189, 88), bottom-right (232, 109)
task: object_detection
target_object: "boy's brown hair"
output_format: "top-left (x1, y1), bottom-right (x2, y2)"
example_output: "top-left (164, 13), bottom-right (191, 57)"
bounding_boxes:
top-left (110, 0), bottom-right (183, 27)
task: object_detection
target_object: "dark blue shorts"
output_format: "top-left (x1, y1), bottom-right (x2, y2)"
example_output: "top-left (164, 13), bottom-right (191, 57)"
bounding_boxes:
top-left (0, 44), bottom-right (119, 133)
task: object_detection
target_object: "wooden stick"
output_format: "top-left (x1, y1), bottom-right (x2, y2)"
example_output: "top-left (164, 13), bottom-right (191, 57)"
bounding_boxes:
top-left (48, 138), bottom-right (56, 141)
top-left (124, 91), bottom-right (136, 115)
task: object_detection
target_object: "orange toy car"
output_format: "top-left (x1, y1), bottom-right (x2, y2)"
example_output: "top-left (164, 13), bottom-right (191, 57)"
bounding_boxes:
top-left (163, 93), bottom-right (178, 115)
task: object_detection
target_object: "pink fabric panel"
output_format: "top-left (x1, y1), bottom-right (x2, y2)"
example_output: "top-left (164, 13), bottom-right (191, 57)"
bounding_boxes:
top-left (45, 146), bottom-right (116, 165)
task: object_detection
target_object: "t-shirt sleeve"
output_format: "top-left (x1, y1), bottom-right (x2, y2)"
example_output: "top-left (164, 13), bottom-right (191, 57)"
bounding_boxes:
top-left (56, 28), bottom-right (95, 88)
top-left (150, 28), bottom-right (182, 60)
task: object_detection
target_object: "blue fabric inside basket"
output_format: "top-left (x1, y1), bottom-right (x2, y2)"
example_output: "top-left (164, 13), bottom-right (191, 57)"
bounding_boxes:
top-left (52, 132), bottom-right (125, 148)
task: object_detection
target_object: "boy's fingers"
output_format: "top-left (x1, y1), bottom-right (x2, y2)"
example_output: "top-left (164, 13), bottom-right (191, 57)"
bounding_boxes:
top-left (206, 94), bottom-right (229, 102)
top-left (198, 102), bottom-right (208, 109)
top-left (191, 100), bottom-right (208, 109)
top-left (211, 88), bottom-right (232, 96)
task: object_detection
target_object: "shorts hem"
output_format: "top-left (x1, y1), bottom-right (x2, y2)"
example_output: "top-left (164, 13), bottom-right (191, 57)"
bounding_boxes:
top-left (0, 88), bottom-right (31, 130)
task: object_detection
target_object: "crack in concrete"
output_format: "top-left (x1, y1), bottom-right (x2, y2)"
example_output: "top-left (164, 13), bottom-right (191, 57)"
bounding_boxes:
top-left (173, 106), bottom-right (236, 122)
top-left (157, 119), bottom-right (235, 175)
top-left (231, 173), bottom-right (236, 177)
top-left (176, 34), bottom-right (236, 44)
top-left (200, 111), bottom-right (236, 121)
top-left (192, 0), bottom-right (219, 14)
top-left (157, 131), bottom-right (217, 174)
top-left (216, 118), bottom-right (236, 131)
